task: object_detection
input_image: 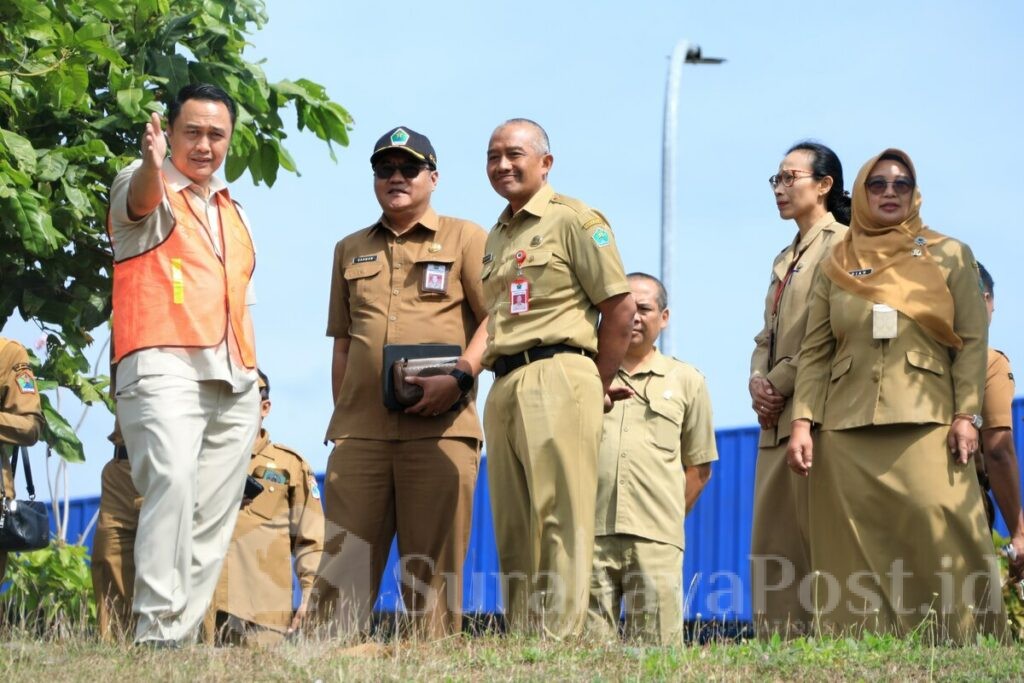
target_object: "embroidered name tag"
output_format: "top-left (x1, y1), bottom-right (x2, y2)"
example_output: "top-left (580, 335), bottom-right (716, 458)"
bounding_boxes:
top-left (849, 268), bottom-right (873, 277)
top-left (353, 254), bottom-right (378, 264)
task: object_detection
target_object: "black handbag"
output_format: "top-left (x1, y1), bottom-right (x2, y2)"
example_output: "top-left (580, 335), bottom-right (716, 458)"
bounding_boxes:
top-left (0, 446), bottom-right (50, 552)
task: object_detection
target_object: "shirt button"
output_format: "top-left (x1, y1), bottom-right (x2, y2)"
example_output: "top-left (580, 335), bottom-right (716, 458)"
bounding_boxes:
top-left (392, 289), bottom-right (400, 295)
top-left (623, 426), bottom-right (630, 432)
top-left (389, 315), bottom-right (397, 321)
top-left (871, 371), bottom-right (880, 382)
top-left (396, 238), bottom-right (405, 244)
top-left (620, 452), bottom-right (627, 458)
top-left (395, 263), bottom-right (403, 269)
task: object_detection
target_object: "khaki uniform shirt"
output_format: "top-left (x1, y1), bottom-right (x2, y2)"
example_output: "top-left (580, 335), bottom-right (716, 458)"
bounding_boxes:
top-left (0, 338), bottom-right (44, 498)
top-left (325, 208), bottom-right (487, 441)
top-left (982, 349), bottom-right (1015, 430)
top-left (109, 158), bottom-right (257, 392)
top-left (750, 213), bottom-right (847, 446)
top-left (211, 429), bottom-right (325, 631)
top-left (594, 351), bottom-right (718, 550)
top-left (481, 184), bottom-right (630, 367)
top-left (792, 238), bottom-right (987, 428)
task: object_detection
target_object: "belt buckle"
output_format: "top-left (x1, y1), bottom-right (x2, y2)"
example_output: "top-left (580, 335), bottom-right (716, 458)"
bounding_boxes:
top-left (521, 349), bottom-right (533, 365)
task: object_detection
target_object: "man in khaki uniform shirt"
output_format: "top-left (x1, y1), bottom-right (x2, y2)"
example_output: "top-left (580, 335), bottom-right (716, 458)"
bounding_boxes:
top-left (0, 337), bottom-right (44, 582)
top-left (91, 430), bottom-right (142, 640)
top-left (589, 274), bottom-right (717, 644)
top-left (481, 119), bottom-right (635, 638)
top-left (315, 127), bottom-right (488, 638)
top-left (206, 370), bottom-right (325, 645)
top-left (975, 264), bottom-right (1024, 579)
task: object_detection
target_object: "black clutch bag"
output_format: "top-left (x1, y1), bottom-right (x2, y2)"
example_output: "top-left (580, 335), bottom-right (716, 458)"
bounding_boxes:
top-left (0, 446), bottom-right (50, 552)
top-left (382, 343), bottom-right (461, 411)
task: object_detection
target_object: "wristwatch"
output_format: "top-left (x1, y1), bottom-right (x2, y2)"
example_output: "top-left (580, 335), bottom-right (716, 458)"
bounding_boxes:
top-left (954, 413), bottom-right (983, 430)
top-left (449, 368), bottom-right (474, 394)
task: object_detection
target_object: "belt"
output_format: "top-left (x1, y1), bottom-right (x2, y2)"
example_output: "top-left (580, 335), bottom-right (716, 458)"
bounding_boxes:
top-left (492, 344), bottom-right (590, 378)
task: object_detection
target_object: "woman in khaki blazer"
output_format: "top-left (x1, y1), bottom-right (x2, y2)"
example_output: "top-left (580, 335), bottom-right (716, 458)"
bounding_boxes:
top-left (749, 142), bottom-right (849, 637)
top-left (787, 149), bottom-right (1002, 643)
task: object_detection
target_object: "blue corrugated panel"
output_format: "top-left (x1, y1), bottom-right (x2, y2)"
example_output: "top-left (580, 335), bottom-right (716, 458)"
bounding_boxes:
top-left (25, 396), bottom-right (1024, 622)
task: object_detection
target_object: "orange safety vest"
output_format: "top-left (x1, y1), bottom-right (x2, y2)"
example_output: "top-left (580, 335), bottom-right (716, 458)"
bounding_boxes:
top-left (109, 177), bottom-right (256, 369)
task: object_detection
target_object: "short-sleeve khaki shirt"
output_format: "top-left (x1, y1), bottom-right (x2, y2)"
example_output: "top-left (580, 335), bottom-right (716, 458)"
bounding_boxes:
top-left (594, 351), bottom-right (718, 550)
top-left (982, 349), bottom-right (1015, 430)
top-left (325, 208), bottom-right (487, 441)
top-left (211, 429), bottom-right (325, 631)
top-left (481, 184), bottom-right (630, 367)
top-left (1, 338), bottom-right (44, 499)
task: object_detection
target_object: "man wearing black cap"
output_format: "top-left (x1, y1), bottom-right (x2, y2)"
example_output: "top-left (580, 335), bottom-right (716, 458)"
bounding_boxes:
top-left (314, 127), bottom-right (488, 638)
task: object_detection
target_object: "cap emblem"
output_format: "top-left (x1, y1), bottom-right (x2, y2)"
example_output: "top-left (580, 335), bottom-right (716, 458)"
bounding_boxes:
top-left (390, 128), bottom-right (410, 146)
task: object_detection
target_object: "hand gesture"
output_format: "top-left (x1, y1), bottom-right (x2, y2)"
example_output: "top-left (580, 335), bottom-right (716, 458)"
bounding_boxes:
top-left (403, 374), bottom-right (462, 417)
top-left (749, 376), bottom-right (785, 428)
top-left (785, 419), bottom-right (814, 476)
top-left (141, 112), bottom-right (167, 170)
top-left (946, 417), bottom-right (978, 465)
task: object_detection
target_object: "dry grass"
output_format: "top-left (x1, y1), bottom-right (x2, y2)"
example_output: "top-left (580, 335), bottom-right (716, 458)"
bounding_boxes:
top-left (2, 627), bottom-right (1024, 682)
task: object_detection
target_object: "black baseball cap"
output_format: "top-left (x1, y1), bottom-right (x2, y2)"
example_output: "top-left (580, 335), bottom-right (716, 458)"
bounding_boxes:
top-left (370, 126), bottom-right (437, 169)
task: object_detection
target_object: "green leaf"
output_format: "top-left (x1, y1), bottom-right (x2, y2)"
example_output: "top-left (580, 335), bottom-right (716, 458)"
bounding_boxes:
top-left (259, 139), bottom-right (278, 187)
top-left (36, 151), bottom-right (69, 182)
top-left (3, 191), bottom-right (63, 256)
top-left (0, 128), bottom-right (38, 174)
top-left (115, 87), bottom-right (144, 118)
top-left (39, 393), bottom-right (86, 463)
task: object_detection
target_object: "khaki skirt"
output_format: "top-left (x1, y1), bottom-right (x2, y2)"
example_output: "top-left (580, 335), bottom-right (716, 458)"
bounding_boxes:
top-left (808, 423), bottom-right (1003, 643)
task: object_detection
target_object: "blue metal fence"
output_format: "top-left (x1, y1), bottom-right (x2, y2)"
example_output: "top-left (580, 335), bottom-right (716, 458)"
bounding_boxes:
top-left (33, 397), bottom-right (1024, 621)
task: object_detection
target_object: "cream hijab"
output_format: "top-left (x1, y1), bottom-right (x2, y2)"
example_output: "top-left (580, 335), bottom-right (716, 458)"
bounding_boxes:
top-left (823, 148), bottom-right (961, 349)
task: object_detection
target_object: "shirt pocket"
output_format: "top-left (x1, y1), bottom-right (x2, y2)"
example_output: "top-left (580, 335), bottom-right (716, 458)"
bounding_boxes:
top-left (414, 256), bottom-right (456, 298)
top-left (830, 355), bottom-right (853, 382)
top-left (247, 482), bottom-right (288, 523)
top-left (518, 249), bottom-right (556, 303)
top-left (646, 397), bottom-right (683, 453)
top-left (905, 350), bottom-right (946, 376)
top-left (344, 261), bottom-right (383, 305)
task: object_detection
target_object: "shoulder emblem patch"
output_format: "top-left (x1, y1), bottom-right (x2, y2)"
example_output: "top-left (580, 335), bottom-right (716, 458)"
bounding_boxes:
top-left (309, 475), bottom-right (321, 500)
top-left (591, 228), bottom-right (611, 248)
top-left (16, 370), bottom-right (36, 394)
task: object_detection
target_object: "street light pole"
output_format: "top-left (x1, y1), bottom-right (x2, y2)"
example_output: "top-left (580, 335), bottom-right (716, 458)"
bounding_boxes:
top-left (660, 40), bottom-right (724, 355)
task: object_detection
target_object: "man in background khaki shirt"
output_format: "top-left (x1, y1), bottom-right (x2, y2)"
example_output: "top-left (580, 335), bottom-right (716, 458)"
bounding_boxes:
top-left (481, 119), bottom-right (635, 638)
top-left (589, 274), bottom-right (717, 644)
top-left (206, 370), bottom-right (325, 645)
top-left (975, 263), bottom-right (1023, 579)
top-left (314, 127), bottom-right (488, 638)
top-left (0, 337), bottom-right (44, 582)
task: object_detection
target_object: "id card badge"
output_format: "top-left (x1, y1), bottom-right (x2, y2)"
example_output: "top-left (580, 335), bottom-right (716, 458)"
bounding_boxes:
top-left (421, 262), bottom-right (449, 294)
top-left (872, 304), bottom-right (897, 339)
top-left (509, 277), bottom-right (530, 314)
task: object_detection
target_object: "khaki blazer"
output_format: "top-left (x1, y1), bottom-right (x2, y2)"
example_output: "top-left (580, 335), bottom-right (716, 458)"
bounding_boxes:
top-left (750, 214), bottom-right (847, 445)
top-left (792, 237), bottom-right (987, 429)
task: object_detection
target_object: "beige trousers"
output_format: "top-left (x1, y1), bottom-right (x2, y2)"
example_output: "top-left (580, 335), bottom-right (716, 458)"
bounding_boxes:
top-left (116, 374), bottom-right (259, 644)
top-left (588, 534), bottom-right (683, 645)
top-left (484, 352), bottom-right (604, 639)
top-left (91, 456), bottom-right (142, 640)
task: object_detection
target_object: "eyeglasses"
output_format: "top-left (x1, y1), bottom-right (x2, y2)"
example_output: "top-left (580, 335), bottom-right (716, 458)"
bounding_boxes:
top-left (768, 169), bottom-right (816, 188)
top-left (865, 176), bottom-right (915, 196)
top-left (373, 163), bottom-right (429, 180)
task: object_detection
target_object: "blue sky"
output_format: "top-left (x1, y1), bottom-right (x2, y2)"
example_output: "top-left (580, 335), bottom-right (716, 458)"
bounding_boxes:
top-left (5, 1), bottom-right (1022, 499)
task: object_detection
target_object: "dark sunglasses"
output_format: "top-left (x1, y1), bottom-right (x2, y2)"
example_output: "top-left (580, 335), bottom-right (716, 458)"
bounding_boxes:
top-left (373, 163), bottom-right (429, 180)
top-left (865, 176), bottom-right (915, 196)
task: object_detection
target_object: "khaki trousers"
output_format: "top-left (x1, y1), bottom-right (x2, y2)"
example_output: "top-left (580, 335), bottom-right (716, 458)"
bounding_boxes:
top-left (750, 439), bottom-right (812, 637)
top-left (117, 375), bottom-right (259, 644)
top-left (0, 453), bottom-right (12, 582)
top-left (314, 436), bottom-right (479, 639)
top-left (91, 456), bottom-right (142, 640)
top-left (484, 352), bottom-right (603, 638)
top-left (588, 534), bottom-right (683, 645)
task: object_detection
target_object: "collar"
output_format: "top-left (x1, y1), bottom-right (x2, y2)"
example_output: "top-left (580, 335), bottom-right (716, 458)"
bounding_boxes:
top-left (795, 211), bottom-right (837, 252)
top-left (162, 157), bottom-right (228, 197)
top-left (372, 206), bottom-right (440, 236)
top-left (621, 349), bottom-right (670, 378)
top-left (252, 428), bottom-right (270, 456)
top-left (497, 184), bottom-right (555, 229)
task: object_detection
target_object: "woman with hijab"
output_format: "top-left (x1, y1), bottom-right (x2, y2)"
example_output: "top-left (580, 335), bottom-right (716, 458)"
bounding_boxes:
top-left (786, 148), bottom-right (1002, 642)
top-left (749, 141), bottom-right (849, 637)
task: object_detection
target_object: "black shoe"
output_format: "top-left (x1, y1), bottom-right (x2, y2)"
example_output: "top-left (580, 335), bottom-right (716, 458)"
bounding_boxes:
top-left (135, 639), bottom-right (182, 650)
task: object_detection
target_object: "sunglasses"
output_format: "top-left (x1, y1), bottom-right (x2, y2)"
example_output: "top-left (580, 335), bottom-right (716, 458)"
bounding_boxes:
top-left (865, 176), bottom-right (915, 196)
top-left (768, 169), bottom-right (816, 188)
top-left (373, 163), bottom-right (429, 180)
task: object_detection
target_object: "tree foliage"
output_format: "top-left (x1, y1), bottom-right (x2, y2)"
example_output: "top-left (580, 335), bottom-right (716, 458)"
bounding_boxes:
top-left (0, 0), bottom-right (352, 462)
